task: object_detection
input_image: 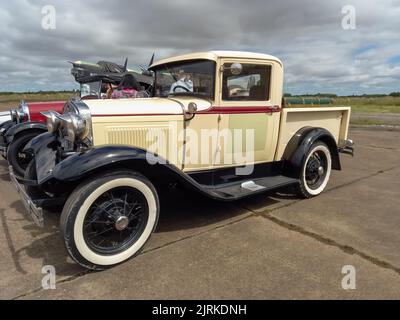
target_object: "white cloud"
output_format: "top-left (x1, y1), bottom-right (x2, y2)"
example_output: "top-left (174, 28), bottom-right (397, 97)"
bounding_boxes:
top-left (0, 0), bottom-right (399, 94)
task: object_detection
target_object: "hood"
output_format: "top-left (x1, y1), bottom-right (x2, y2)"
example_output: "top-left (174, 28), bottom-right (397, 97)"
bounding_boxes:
top-left (84, 97), bottom-right (212, 116)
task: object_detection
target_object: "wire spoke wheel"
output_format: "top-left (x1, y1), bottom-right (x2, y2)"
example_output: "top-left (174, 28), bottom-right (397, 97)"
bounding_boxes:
top-left (296, 142), bottom-right (332, 198)
top-left (82, 186), bottom-right (149, 255)
top-left (305, 150), bottom-right (327, 190)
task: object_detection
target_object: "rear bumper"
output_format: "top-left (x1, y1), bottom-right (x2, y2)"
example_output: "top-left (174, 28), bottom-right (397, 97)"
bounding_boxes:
top-left (9, 165), bottom-right (44, 227)
top-left (338, 138), bottom-right (354, 156)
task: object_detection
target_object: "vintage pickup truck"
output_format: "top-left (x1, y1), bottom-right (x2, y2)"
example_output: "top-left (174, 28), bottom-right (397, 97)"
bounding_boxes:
top-left (11, 51), bottom-right (353, 270)
top-left (0, 59), bottom-right (153, 176)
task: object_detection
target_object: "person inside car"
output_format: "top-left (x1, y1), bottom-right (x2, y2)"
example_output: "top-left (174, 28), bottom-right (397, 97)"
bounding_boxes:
top-left (109, 74), bottom-right (140, 99)
top-left (169, 69), bottom-right (193, 93)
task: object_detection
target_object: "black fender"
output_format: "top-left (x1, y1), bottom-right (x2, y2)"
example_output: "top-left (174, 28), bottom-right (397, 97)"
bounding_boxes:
top-left (0, 120), bottom-right (15, 134)
top-left (4, 122), bottom-right (47, 144)
top-left (282, 127), bottom-right (341, 177)
top-left (24, 132), bottom-right (57, 154)
top-left (53, 145), bottom-right (169, 181)
top-left (51, 146), bottom-right (182, 183)
top-left (1, 120), bottom-right (15, 148)
top-left (42, 145), bottom-right (215, 198)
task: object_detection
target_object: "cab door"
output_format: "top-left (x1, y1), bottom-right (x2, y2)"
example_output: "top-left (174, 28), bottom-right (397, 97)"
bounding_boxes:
top-left (214, 58), bottom-right (282, 171)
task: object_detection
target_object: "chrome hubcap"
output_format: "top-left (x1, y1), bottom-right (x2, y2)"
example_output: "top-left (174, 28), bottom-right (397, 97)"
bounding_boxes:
top-left (115, 215), bottom-right (129, 231)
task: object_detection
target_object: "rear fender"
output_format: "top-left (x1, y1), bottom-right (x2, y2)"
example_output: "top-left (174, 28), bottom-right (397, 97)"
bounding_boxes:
top-left (282, 127), bottom-right (341, 177)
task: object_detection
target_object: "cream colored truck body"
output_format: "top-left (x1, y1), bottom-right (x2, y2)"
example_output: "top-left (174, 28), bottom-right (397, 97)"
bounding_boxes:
top-left (86, 51), bottom-right (350, 171)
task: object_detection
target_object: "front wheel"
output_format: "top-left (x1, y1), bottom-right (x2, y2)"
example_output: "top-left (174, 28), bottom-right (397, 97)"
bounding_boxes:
top-left (295, 141), bottom-right (332, 198)
top-left (60, 171), bottom-right (159, 270)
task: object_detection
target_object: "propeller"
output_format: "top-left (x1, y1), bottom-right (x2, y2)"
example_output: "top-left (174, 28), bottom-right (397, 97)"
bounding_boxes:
top-left (139, 52), bottom-right (155, 76)
top-left (123, 57), bottom-right (128, 72)
top-left (148, 53), bottom-right (154, 67)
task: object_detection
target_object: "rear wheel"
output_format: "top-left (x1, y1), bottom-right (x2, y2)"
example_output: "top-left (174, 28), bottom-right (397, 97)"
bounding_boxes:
top-left (60, 170), bottom-right (159, 270)
top-left (8, 131), bottom-right (40, 177)
top-left (295, 141), bottom-right (332, 198)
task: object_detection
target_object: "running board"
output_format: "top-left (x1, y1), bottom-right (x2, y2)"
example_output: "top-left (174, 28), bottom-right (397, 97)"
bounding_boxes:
top-left (205, 175), bottom-right (299, 200)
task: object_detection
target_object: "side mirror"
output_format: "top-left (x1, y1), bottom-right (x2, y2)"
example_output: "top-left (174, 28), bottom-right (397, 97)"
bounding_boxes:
top-left (184, 102), bottom-right (197, 121)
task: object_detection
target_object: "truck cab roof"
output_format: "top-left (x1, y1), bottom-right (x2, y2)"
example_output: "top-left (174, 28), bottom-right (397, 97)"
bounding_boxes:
top-left (149, 50), bottom-right (283, 69)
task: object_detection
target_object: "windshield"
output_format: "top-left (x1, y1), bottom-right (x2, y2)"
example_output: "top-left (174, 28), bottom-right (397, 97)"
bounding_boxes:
top-left (153, 60), bottom-right (215, 99)
top-left (80, 81), bottom-right (101, 99)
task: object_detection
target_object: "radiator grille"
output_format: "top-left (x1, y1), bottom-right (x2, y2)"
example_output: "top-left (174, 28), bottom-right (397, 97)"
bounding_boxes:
top-left (107, 126), bottom-right (170, 155)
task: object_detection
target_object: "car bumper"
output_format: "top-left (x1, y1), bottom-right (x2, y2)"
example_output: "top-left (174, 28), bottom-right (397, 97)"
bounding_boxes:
top-left (9, 165), bottom-right (44, 227)
top-left (338, 138), bottom-right (354, 156)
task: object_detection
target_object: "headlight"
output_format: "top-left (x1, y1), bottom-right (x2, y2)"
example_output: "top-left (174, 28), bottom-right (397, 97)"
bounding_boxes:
top-left (10, 101), bottom-right (30, 123)
top-left (56, 113), bottom-right (89, 143)
top-left (41, 111), bottom-right (61, 133)
top-left (41, 100), bottom-right (92, 148)
top-left (10, 109), bottom-right (18, 122)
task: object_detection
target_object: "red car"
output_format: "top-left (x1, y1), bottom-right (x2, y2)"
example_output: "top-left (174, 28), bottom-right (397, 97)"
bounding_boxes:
top-left (0, 100), bottom-right (65, 175)
top-left (0, 59), bottom-right (153, 176)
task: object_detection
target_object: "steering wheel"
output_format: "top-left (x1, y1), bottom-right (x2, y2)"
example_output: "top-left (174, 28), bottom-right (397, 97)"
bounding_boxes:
top-left (173, 85), bottom-right (191, 92)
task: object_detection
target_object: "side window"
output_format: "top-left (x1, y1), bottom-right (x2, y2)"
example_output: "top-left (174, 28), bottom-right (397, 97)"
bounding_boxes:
top-left (222, 64), bottom-right (271, 101)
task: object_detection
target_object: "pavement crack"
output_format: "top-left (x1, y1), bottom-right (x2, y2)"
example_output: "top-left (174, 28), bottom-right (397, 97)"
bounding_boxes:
top-left (326, 165), bottom-right (398, 193)
top-left (141, 214), bottom-right (254, 256)
top-left (0, 209), bottom-right (27, 274)
top-left (234, 165), bottom-right (400, 276)
top-left (259, 212), bottom-right (400, 276)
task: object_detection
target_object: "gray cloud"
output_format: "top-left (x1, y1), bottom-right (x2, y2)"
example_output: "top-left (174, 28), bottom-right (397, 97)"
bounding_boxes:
top-left (0, 0), bottom-right (399, 94)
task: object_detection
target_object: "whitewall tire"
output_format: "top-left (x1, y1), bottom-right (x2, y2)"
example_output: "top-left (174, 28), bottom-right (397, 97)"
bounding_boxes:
top-left (296, 142), bottom-right (332, 198)
top-left (60, 171), bottom-right (159, 270)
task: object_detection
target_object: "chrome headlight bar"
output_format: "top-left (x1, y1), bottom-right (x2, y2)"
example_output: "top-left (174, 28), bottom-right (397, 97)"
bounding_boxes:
top-left (41, 110), bottom-right (61, 133)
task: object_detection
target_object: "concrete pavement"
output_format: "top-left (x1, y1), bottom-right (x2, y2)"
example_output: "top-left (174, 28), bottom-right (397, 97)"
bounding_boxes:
top-left (0, 128), bottom-right (399, 299)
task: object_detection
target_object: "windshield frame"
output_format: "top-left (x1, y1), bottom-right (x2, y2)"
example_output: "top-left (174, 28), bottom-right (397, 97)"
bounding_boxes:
top-left (80, 80), bottom-right (102, 99)
top-left (152, 59), bottom-right (216, 100)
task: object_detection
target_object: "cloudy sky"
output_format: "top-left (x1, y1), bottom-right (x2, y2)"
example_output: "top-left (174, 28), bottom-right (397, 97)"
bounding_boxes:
top-left (0, 0), bottom-right (399, 95)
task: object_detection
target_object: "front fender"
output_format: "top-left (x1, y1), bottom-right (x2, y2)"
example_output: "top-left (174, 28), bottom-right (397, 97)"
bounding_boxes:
top-left (46, 145), bottom-right (228, 200)
top-left (52, 145), bottom-right (176, 182)
top-left (0, 120), bottom-right (15, 133)
top-left (1, 120), bottom-right (15, 145)
top-left (282, 127), bottom-right (341, 177)
top-left (5, 122), bottom-right (47, 144)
